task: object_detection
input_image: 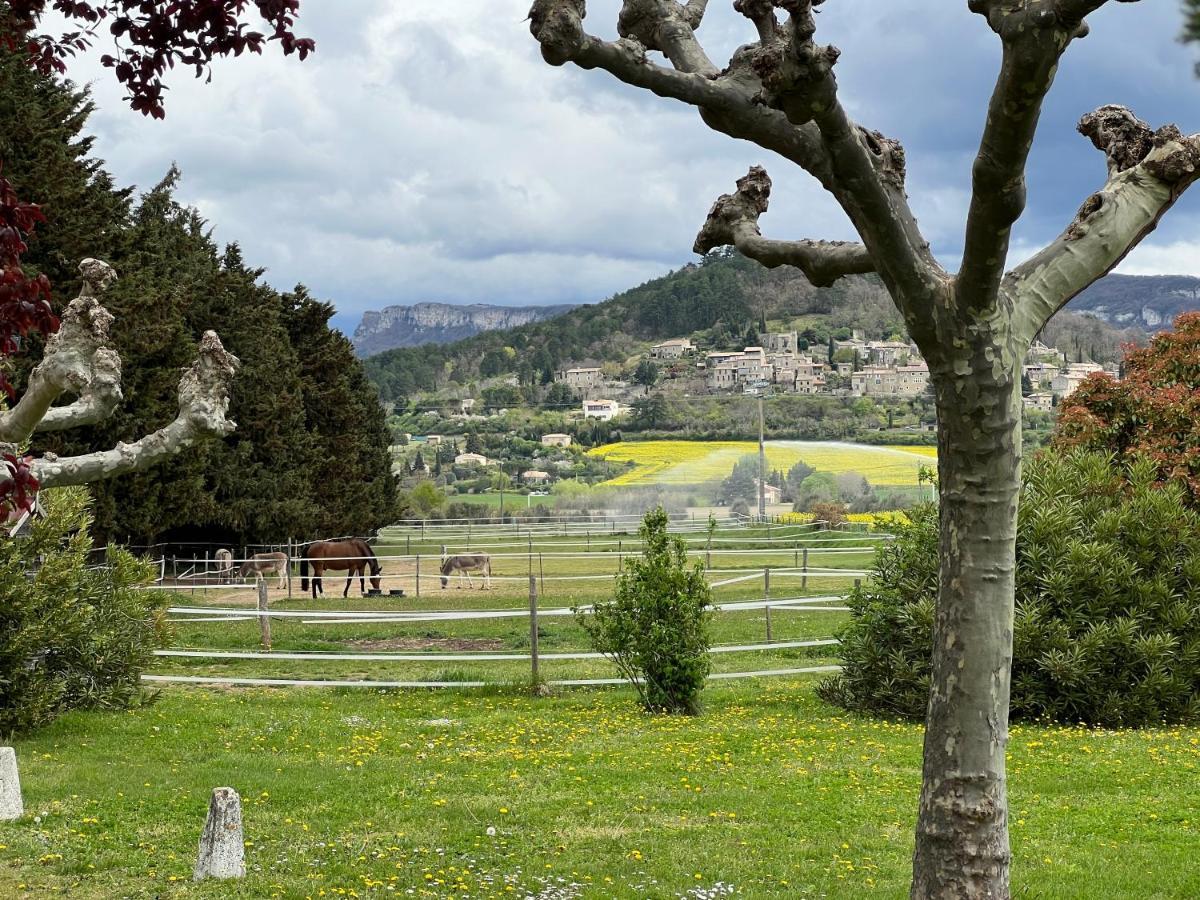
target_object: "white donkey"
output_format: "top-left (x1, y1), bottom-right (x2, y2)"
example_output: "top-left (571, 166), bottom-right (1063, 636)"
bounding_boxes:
top-left (214, 548), bottom-right (235, 584)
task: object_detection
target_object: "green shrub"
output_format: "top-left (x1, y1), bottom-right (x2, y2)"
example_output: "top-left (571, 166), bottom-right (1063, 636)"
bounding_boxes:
top-left (578, 507), bottom-right (713, 714)
top-left (0, 487), bottom-right (170, 735)
top-left (819, 451), bottom-right (1200, 726)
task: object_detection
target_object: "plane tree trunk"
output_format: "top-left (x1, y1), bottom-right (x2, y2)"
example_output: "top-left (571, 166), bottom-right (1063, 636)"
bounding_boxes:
top-left (913, 323), bottom-right (1024, 897)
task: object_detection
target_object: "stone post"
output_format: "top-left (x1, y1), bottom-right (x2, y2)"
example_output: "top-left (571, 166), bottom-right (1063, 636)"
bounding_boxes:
top-left (0, 747), bottom-right (23, 820)
top-left (194, 787), bottom-right (245, 881)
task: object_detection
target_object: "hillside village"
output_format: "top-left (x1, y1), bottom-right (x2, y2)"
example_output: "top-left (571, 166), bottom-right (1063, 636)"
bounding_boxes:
top-left (555, 330), bottom-right (1116, 421)
top-left (387, 323), bottom-right (1119, 502)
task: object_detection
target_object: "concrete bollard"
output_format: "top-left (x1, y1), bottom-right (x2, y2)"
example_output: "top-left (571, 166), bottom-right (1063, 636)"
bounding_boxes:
top-left (0, 747), bottom-right (22, 820)
top-left (194, 787), bottom-right (245, 881)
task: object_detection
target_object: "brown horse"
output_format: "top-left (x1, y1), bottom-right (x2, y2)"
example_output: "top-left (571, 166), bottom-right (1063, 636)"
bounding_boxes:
top-left (300, 538), bottom-right (382, 598)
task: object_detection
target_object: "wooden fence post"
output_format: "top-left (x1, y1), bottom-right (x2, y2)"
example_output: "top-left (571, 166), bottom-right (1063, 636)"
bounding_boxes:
top-left (257, 579), bottom-right (271, 652)
top-left (764, 566), bottom-right (772, 643)
top-left (538, 552), bottom-right (545, 595)
top-left (416, 555), bottom-right (421, 598)
top-left (802, 548), bottom-right (809, 591)
top-left (618, 539), bottom-right (623, 574)
top-left (529, 575), bottom-right (540, 689)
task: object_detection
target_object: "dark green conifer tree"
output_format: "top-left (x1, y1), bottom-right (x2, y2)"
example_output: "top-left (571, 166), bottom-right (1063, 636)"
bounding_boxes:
top-left (280, 286), bottom-right (398, 537)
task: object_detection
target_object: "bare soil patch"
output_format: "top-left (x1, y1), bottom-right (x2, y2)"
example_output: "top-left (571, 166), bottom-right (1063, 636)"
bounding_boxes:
top-left (345, 636), bottom-right (506, 652)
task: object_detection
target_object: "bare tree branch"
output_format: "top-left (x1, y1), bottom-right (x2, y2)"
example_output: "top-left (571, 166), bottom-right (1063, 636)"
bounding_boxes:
top-left (529, 0), bottom-right (945, 340)
top-left (741, 1), bottom-right (946, 329)
top-left (1054, 0), bottom-right (1143, 25)
top-left (528, 1), bottom-right (835, 178)
top-left (957, 8), bottom-right (1077, 309)
top-left (0, 259), bottom-right (123, 444)
top-left (617, 0), bottom-right (718, 76)
top-left (29, 331), bottom-right (239, 489)
top-left (1077, 103), bottom-right (1155, 175)
top-left (693, 166), bottom-right (874, 287)
top-left (1007, 108), bottom-right (1200, 340)
top-left (733, 0), bottom-right (778, 43)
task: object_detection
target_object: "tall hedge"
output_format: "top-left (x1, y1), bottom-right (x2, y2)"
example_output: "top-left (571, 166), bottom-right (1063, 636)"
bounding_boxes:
top-left (820, 451), bottom-right (1200, 726)
top-left (2, 45), bottom-right (399, 546)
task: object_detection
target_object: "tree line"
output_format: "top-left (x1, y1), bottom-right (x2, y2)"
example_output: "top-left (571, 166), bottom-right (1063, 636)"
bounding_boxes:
top-left (1, 47), bottom-right (397, 546)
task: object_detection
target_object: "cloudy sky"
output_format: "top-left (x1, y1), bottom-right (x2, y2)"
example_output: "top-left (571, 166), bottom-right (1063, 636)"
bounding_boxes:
top-left (61, 1), bottom-right (1200, 333)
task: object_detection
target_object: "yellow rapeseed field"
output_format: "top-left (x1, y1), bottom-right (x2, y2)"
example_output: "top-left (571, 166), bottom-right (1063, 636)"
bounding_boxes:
top-left (590, 440), bottom-right (935, 486)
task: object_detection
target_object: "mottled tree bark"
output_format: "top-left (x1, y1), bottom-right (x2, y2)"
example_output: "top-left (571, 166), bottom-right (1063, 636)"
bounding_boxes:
top-left (914, 323), bottom-right (1024, 897)
top-left (0, 258), bottom-right (238, 496)
top-left (527, 1), bottom-right (1194, 896)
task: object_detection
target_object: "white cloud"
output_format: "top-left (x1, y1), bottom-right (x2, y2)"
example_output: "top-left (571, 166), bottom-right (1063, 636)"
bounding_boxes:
top-left (55, 0), bottom-right (1200, 332)
top-left (1118, 241), bottom-right (1200, 278)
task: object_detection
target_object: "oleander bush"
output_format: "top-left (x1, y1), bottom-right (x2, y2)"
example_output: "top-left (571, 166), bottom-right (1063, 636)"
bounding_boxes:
top-left (0, 487), bottom-right (169, 735)
top-left (820, 451), bottom-right (1200, 726)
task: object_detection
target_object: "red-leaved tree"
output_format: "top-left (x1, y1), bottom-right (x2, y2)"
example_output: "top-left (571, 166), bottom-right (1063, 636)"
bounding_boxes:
top-left (0, 2), bottom-right (312, 518)
top-left (0, 169), bottom-right (57, 513)
top-left (3, 1), bottom-right (313, 118)
top-left (1056, 312), bottom-right (1200, 502)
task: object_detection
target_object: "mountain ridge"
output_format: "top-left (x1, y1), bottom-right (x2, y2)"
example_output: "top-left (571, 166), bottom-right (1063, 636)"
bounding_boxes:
top-left (353, 301), bottom-right (578, 356)
top-left (1071, 273), bottom-right (1200, 329)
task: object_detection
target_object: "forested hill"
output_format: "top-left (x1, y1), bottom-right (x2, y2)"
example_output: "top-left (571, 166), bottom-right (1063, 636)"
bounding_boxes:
top-left (363, 250), bottom-right (904, 401)
top-left (362, 248), bottom-right (1190, 403)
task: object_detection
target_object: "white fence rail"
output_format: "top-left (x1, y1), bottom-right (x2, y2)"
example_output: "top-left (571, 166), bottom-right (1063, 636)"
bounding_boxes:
top-left (147, 527), bottom-right (869, 691)
top-left (143, 665), bottom-right (843, 690)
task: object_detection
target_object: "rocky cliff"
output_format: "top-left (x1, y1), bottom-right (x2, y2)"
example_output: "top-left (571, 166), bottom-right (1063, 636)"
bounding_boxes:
top-left (1069, 274), bottom-right (1200, 330)
top-left (352, 302), bottom-right (578, 357)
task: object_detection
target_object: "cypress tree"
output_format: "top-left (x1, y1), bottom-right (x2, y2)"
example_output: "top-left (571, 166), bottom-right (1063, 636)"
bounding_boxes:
top-left (0, 47), bottom-right (131, 297)
top-left (280, 286), bottom-right (398, 537)
top-left (193, 245), bottom-right (319, 541)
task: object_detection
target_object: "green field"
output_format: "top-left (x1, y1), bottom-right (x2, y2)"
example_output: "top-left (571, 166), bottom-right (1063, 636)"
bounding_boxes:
top-left (3, 683), bottom-right (1197, 898)
top-left (589, 441), bottom-right (934, 487)
top-left (7, 523), bottom-right (1189, 898)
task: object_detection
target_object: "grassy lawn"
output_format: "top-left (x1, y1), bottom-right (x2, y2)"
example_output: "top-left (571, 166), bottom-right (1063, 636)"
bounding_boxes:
top-left (2, 682), bottom-right (1198, 899)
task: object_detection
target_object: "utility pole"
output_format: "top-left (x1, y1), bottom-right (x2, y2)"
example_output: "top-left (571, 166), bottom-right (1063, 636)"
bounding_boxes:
top-left (758, 392), bottom-right (766, 522)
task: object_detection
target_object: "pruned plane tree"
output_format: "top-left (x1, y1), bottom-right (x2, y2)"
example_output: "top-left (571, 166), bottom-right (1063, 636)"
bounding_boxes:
top-left (0, 258), bottom-right (238, 501)
top-left (529, 1), bottom-right (1199, 897)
